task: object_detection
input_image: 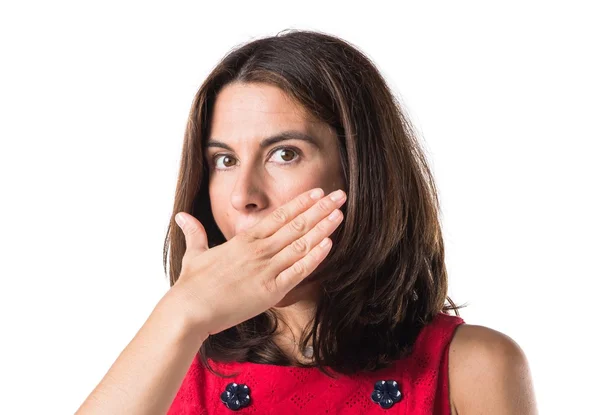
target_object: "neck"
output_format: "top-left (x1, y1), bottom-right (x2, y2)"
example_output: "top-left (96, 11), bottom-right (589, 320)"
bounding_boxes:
top-left (271, 281), bottom-right (320, 362)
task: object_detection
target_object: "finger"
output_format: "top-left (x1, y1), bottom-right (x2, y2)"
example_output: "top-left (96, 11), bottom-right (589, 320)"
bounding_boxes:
top-left (270, 208), bottom-right (343, 272)
top-left (276, 237), bottom-right (333, 293)
top-left (268, 189), bottom-right (346, 252)
top-left (175, 212), bottom-right (209, 256)
top-left (248, 187), bottom-right (325, 239)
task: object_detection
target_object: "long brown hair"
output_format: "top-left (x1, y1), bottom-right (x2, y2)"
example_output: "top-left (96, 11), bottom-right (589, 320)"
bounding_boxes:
top-left (163, 29), bottom-right (461, 375)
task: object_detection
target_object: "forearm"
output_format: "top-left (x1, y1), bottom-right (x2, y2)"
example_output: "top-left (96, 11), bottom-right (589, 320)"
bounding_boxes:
top-left (75, 291), bottom-right (207, 415)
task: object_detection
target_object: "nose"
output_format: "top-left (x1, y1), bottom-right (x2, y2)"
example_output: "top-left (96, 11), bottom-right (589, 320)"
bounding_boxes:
top-left (230, 164), bottom-right (268, 214)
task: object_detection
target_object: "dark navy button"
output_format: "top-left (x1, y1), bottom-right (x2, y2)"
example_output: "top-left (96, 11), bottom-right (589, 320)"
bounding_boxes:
top-left (220, 382), bottom-right (251, 411)
top-left (371, 380), bottom-right (402, 409)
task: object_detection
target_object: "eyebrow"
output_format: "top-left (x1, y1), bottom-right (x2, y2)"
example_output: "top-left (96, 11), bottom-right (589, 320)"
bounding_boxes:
top-left (205, 130), bottom-right (320, 152)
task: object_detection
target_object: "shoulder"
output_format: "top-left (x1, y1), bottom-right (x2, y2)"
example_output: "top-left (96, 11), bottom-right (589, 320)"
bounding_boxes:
top-left (448, 324), bottom-right (538, 415)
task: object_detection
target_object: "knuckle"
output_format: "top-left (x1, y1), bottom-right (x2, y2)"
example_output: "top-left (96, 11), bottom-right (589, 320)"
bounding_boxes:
top-left (289, 216), bottom-right (308, 233)
top-left (260, 277), bottom-right (278, 295)
top-left (297, 194), bottom-right (310, 210)
top-left (292, 260), bottom-right (306, 276)
top-left (317, 199), bottom-right (331, 212)
top-left (271, 207), bottom-right (288, 224)
top-left (291, 238), bottom-right (309, 254)
top-left (252, 240), bottom-right (270, 258)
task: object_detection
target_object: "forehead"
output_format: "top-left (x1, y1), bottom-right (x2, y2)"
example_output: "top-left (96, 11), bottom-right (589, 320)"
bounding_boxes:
top-left (209, 82), bottom-right (316, 141)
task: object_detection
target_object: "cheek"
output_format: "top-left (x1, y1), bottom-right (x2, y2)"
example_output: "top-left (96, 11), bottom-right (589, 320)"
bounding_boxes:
top-left (292, 163), bottom-right (344, 195)
top-left (272, 168), bottom-right (341, 203)
top-left (301, 150), bottom-right (345, 193)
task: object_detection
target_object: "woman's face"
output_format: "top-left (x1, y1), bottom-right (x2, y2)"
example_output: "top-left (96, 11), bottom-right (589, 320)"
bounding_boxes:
top-left (205, 82), bottom-right (345, 242)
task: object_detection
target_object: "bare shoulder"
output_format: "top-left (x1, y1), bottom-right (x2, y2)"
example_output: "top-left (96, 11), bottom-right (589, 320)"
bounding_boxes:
top-left (448, 324), bottom-right (538, 415)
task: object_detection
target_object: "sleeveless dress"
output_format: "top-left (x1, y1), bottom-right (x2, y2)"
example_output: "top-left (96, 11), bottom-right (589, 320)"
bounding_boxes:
top-left (168, 313), bottom-right (464, 414)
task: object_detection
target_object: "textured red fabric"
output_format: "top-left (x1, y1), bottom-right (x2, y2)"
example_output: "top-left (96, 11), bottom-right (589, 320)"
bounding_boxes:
top-left (168, 313), bottom-right (464, 414)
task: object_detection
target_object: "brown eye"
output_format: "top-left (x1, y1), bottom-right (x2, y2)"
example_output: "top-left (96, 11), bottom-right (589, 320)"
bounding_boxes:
top-left (214, 154), bottom-right (237, 169)
top-left (270, 147), bottom-right (299, 163)
top-left (280, 149), bottom-right (295, 161)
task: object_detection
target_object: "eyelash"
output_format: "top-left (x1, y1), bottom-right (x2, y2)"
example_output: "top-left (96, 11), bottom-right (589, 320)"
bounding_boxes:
top-left (210, 146), bottom-right (302, 171)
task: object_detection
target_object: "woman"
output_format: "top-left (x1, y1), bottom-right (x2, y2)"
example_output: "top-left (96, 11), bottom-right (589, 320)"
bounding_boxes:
top-left (76, 30), bottom-right (537, 414)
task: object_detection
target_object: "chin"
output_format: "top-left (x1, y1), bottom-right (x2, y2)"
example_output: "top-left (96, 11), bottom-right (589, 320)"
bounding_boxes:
top-left (274, 285), bottom-right (305, 307)
top-left (274, 277), bottom-right (320, 308)
top-left (274, 294), bottom-right (297, 308)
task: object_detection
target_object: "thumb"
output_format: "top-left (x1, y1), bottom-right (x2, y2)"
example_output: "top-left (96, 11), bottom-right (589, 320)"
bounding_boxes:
top-left (175, 212), bottom-right (209, 255)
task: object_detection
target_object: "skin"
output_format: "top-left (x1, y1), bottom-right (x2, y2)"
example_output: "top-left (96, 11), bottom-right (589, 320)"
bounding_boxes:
top-left (75, 81), bottom-right (537, 414)
top-left (75, 186), bottom-right (346, 414)
top-left (205, 82), bottom-right (538, 413)
top-left (74, 80), bottom-right (348, 414)
top-left (205, 81), bottom-right (345, 358)
top-left (449, 325), bottom-right (538, 414)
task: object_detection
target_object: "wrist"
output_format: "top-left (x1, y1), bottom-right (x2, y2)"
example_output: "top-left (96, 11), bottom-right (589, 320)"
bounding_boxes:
top-left (156, 288), bottom-right (210, 347)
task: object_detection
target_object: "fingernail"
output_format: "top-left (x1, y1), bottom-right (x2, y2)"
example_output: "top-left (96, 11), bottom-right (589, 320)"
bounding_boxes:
top-left (330, 190), bottom-right (345, 202)
top-left (320, 238), bottom-right (331, 248)
top-left (175, 214), bottom-right (186, 229)
top-left (310, 188), bottom-right (324, 200)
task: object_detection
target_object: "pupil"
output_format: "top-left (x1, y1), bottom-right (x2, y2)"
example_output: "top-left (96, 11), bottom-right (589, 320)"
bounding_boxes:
top-left (281, 150), bottom-right (294, 161)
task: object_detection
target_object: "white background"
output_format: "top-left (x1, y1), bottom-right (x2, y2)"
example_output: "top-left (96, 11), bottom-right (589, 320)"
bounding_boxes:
top-left (1, 1), bottom-right (598, 414)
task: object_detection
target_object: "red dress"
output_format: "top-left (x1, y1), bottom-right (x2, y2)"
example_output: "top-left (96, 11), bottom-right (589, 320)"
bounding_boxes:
top-left (168, 313), bottom-right (464, 414)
